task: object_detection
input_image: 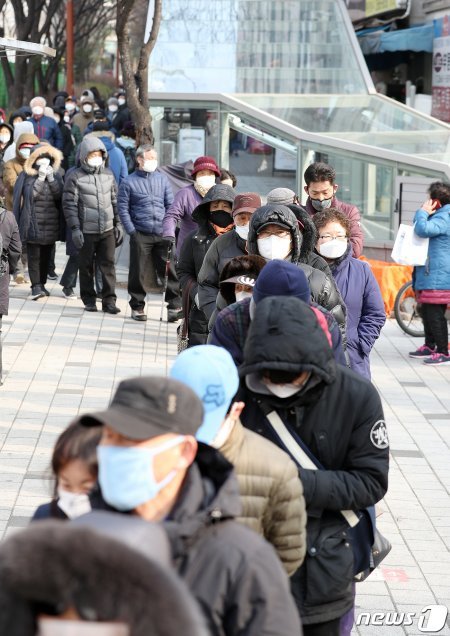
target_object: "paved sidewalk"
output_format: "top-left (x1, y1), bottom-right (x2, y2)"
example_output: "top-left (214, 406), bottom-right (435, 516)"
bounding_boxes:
top-left (0, 243), bottom-right (449, 635)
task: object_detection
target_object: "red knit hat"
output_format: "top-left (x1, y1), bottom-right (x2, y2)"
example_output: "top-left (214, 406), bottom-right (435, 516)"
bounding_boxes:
top-left (191, 156), bottom-right (220, 177)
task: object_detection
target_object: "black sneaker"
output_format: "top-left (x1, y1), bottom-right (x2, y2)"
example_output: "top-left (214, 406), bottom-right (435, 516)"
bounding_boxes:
top-left (131, 309), bottom-right (147, 321)
top-left (47, 272), bottom-right (58, 281)
top-left (42, 286), bottom-right (50, 297)
top-left (31, 285), bottom-right (45, 300)
top-left (84, 304), bottom-right (98, 312)
top-left (409, 345), bottom-right (436, 358)
top-left (62, 287), bottom-right (77, 299)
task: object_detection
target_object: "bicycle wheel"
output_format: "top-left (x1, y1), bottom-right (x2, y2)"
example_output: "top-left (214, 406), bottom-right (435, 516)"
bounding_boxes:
top-left (394, 281), bottom-right (425, 337)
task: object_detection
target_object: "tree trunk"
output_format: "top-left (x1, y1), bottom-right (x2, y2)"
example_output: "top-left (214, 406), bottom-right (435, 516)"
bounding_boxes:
top-left (116, 0), bottom-right (163, 147)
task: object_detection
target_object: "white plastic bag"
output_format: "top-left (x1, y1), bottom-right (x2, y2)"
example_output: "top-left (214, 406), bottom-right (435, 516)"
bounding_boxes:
top-left (391, 224), bottom-right (429, 266)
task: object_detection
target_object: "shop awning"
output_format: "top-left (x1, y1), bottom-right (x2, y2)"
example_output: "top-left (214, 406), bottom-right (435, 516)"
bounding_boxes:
top-left (358, 23), bottom-right (434, 55)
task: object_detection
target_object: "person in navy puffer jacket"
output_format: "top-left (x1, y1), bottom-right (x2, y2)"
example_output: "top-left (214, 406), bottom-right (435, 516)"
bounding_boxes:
top-left (313, 208), bottom-right (386, 380)
top-left (28, 96), bottom-right (63, 151)
top-left (118, 144), bottom-right (181, 321)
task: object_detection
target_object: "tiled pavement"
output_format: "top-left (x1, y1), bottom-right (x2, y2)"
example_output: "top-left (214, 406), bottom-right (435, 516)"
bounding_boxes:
top-left (0, 241), bottom-right (449, 635)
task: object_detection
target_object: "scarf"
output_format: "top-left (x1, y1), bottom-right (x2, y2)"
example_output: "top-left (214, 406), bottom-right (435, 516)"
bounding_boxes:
top-left (13, 171), bottom-right (39, 243)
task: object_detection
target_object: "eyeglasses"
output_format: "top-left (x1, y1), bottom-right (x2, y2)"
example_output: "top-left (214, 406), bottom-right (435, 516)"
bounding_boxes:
top-left (318, 233), bottom-right (347, 242)
top-left (257, 229), bottom-right (290, 239)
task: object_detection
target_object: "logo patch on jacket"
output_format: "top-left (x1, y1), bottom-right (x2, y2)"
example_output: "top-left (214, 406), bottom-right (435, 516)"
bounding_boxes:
top-left (370, 420), bottom-right (389, 449)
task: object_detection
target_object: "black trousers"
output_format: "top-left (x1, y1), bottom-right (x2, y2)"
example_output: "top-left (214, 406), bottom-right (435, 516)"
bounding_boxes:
top-left (27, 243), bottom-right (54, 287)
top-left (78, 231), bottom-right (116, 306)
top-left (60, 254), bottom-right (103, 294)
top-left (128, 232), bottom-right (180, 310)
top-left (422, 302), bottom-right (448, 354)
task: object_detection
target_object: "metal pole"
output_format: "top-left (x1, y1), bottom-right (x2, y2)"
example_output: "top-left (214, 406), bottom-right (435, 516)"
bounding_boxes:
top-left (66, 0), bottom-right (74, 94)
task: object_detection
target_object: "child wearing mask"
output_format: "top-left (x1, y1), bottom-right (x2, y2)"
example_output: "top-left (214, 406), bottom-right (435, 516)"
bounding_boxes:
top-left (31, 420), bottom-right (102, 520)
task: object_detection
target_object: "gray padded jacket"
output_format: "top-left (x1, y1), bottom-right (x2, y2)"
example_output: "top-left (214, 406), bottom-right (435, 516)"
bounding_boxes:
top-left (63, 136), bottom-right (118, 234)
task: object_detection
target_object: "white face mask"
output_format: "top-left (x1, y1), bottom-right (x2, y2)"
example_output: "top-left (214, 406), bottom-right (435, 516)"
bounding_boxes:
top-left (263, 381), bottom-right (301, 399)
top-left (318, 239), bottom-right (347, 259)
top-left (32, 106), bottom-right (44, 116)
top-left (235, 290), bottom-right (252, 302)
top-left (87, 155), bottom-right (103, 168)
top-left (142, 159), bottom-right (157, 173)
top-left (57, 487), bottom-right (92, 519)
top-left (64, 115), bottom-right (71, 123)
top-left (37, 618), bottom-right (130, 636)
top-left (235, 223), bottom-right (249, 240)
top-left (257, 235), bottom-right (292, 260)
top-left (109, 105), bottom-right (118, 113)
top-left (118, 97), bottom-right (126, 106)
top-left (0, 133), bottom-right (10, 143)
top-left (19, 148), bottom-right (31, 158)
top-left (82, 104), bottom-right (93, 113)
top-left (196, 175), bottom-right (216, 189)
top-left (36, 157), bottom-right (51, 168)
top-left (66, 102), bottom-right (76, 111)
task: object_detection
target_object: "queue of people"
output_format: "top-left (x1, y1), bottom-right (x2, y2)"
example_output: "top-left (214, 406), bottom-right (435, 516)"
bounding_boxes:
top-left (0, 100), bottom-right (398, 636)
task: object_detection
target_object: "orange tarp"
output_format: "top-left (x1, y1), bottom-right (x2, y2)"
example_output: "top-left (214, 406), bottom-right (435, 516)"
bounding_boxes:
top-left (359, 257), bottom-right (413, 316)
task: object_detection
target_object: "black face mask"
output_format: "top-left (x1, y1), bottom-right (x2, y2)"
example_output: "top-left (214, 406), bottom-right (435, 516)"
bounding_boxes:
top-left (209, 210), bottom-right (233, 228)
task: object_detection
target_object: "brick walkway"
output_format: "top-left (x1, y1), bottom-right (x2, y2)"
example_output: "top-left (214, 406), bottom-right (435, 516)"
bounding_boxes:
top-left (0, 241), bottom-right (449, 635)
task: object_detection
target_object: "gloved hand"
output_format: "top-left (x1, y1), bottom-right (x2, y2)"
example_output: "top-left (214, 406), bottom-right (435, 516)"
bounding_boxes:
top-left (114, 224), bottom-right (124, 247)
top-left (72, 229), bottom-right (84, 250)
top-left (162, 235), bottom-right (175, 247)
top-left (38, 166), bottom-right (47, 181)
top-left (46, 166), bottom-right (54, 182)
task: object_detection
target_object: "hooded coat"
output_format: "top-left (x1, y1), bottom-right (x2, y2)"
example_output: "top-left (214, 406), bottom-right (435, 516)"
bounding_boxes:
top-left (90, 443), bottom-right (302, 636)
top-left (247, 204), bottom-right (347, 335)
top-left (85, 130), bottom-right (128, 184)
top-left (329, 244), bottom-right (385, 379)
top-left (0, 520), bottom-right (208, 636)
top-left (13, 144), bottom-right (63, 245)
top-left (0, 209), bottom-right (21, 315)
top-left (305, 196), bottom-right (364, 258)
top-left (177, 184), bottom-right (236, 344)
top-left (63, 136), bottom-right (118, 235)
top-left (238, 296), bottom-right (388, 625)
top-left (72, 100), bottom-right (95, 133)
top-left (2, 131), bottom-right (40, 210)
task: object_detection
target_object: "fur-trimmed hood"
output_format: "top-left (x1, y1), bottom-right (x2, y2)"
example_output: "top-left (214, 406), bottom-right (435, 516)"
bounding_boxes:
top-left (23, 143), bottom-right (62, 176)
top-left (14, 132), bottom-right (40, 162)
top-left (0, 518), bottom-right (208, 636)
top-left (286, 203), bottom-right (318, 262)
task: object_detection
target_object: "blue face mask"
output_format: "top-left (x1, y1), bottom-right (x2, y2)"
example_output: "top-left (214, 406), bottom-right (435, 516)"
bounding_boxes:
top-left (97, 436), bottom-right (184, 511)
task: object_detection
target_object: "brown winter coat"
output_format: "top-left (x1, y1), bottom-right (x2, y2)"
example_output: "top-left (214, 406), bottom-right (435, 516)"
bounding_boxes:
top-left (2, 133), bottom-right (40, 210)
top-left (0, 209), bottom-right (21, 315)
top-left (219, 418), bottom-right (307, 575)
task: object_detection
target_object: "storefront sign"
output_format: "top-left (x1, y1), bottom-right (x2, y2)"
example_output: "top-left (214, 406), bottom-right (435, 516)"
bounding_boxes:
top-left (346, 0), bottom-right (406, 22)
top-left (431, 16), bottom-right (450, 122)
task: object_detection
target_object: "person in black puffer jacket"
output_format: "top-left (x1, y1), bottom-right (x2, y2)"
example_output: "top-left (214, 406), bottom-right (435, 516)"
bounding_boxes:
top-left (246, 203), bottom-right (347, 338)
top-left (13, 143), bottom-right (63, 300)
top-left (238, 295), bottom-right (389, 635)
top-left (177, 183), bottom-right (236, 345)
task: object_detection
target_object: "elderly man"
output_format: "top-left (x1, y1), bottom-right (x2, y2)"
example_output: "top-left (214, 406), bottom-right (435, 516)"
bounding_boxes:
top-left (29, 96), bottom-right (63, 151)
top-left (118, 144), bottom-right (181, 322)
top-left (80, 375), bottom-right (302, 636)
